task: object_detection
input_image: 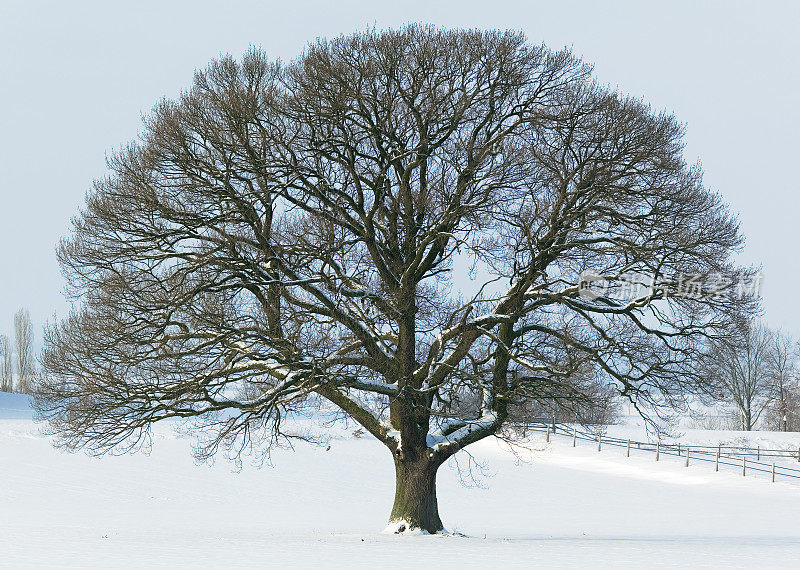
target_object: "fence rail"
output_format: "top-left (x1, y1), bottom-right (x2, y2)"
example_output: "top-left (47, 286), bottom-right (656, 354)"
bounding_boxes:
top-left (523, 421), bottom-right (800, 483)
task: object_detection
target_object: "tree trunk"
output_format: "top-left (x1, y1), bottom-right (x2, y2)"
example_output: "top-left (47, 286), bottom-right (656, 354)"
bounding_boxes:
top-left (387, 456), bottom-right (444, 534)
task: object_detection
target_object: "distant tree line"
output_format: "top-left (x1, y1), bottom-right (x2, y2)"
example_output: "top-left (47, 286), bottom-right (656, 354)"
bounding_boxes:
top-left (0, 308), bottom-right (37, 394)
top-left (702, 321), bottom-right (800, 431)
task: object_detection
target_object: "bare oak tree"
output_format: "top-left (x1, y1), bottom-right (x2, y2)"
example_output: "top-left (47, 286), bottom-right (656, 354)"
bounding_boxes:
top-left (14, 309), bottom-right (34, 395)
top-left (37, 27), bottom-right (754, 533)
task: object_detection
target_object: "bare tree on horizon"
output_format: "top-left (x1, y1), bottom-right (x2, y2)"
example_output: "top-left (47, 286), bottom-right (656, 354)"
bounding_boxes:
top-left (765, 330), bottom-right (800, 431)
top-left (704, 321), bottom-right (775, 431)
top-left (0, 334), bottom-right (13, 393)
top-left (14, 309), bottom-right (34, 395)
top-left (36, 26), bottom-right (756, 533)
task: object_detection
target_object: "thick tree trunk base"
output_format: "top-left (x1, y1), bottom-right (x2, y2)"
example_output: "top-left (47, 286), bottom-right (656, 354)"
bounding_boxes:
top-left (387, 457), bottom-right (444, 534)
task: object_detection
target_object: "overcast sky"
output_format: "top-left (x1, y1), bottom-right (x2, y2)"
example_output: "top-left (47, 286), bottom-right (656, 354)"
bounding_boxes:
top-left (1, 0), bottom-right (798, 346)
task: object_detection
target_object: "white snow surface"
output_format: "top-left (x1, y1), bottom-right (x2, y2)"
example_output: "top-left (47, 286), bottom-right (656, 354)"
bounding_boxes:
top-left (2, 391), bottom-right (800, 568)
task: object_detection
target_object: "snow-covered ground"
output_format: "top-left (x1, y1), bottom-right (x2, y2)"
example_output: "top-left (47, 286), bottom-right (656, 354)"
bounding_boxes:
top-left (2, 392), bottom-right (800, 568)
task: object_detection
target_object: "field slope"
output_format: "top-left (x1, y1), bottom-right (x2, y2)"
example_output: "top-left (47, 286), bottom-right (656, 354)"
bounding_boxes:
top-left (2, 392), bottom-right (800, 568)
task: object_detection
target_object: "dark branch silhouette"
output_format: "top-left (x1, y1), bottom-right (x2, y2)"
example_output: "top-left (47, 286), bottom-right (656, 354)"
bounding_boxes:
top-left (37, 26), bottom-right (756, 533)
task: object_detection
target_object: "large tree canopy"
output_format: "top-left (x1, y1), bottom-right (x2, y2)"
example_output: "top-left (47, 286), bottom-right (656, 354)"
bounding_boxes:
top-left (38, 26), bottom-right (755, 533)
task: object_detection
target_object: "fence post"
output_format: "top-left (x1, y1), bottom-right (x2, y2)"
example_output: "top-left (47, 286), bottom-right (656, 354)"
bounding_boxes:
top-left (627, 439), bottom-right (630, 458)
top-left (677, 443), bottom-right (681, 456)
top-left (757, 446), bottom-right (760, 461)
top-left (715, 448), bottom-right (720, 472)
top-left (685, 449), bottom-right (690, 467)
top-left (597, 434), bottom-right (602, 452)
top-left (773, 462), bottom-right (776, 483)
top-left (742, 457), bottom-right (746, 477)
top-left (656, 441), bottom-right (660, 461)
top-left (552, 415), bottom-right (556, 434)
top-left (546, 426), bottom-right (550, 442)
top-left (573, 428), bottom-right (576, 447)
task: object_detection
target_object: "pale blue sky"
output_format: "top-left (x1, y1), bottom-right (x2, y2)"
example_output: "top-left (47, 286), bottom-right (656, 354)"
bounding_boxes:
top-left (1, 0), bottom-right (798, 345)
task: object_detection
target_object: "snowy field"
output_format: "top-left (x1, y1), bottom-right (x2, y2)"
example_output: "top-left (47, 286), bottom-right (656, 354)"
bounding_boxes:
top-left (2, 392), bottom-right (800, 568)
